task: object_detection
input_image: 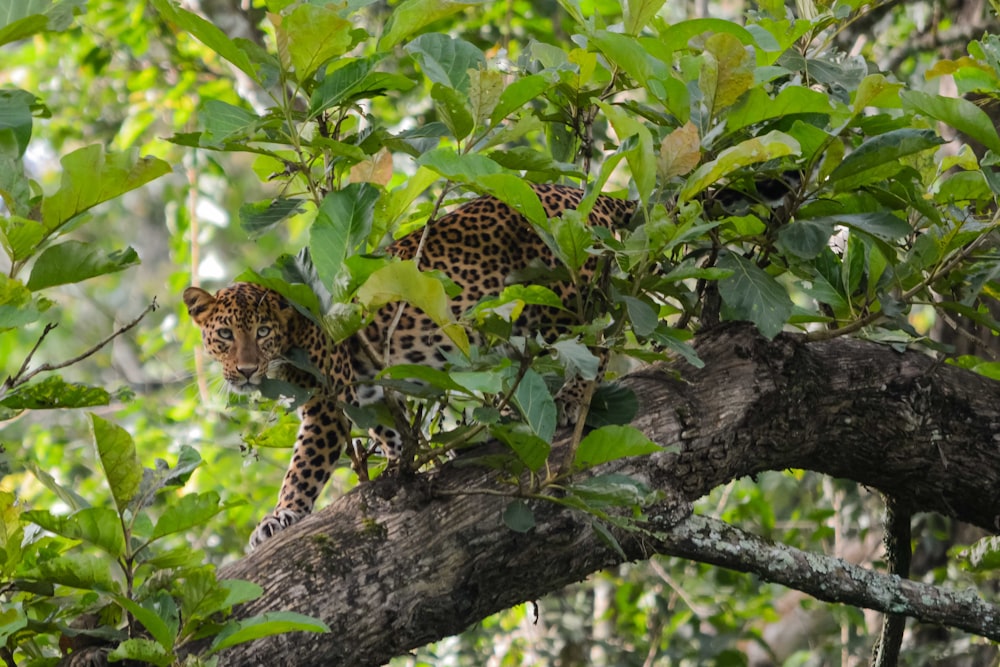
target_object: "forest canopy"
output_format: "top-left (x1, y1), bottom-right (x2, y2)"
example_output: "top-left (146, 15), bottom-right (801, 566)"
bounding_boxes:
top-left (3, 0), bottom-right (1000, 665)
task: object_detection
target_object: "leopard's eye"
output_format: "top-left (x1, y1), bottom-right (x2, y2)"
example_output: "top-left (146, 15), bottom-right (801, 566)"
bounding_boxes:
top-left (257, 325), bottom-right (271, 338)
top-left (217, 328), bottom-right (233, 340)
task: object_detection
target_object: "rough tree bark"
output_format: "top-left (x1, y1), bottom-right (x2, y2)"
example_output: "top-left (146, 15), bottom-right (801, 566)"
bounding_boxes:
top-left (209, 324), bottom-right (1000, 666)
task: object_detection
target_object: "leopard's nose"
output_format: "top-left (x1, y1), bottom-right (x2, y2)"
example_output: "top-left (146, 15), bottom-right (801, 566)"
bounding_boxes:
top-left (237, 364), bottom-right (256, 380)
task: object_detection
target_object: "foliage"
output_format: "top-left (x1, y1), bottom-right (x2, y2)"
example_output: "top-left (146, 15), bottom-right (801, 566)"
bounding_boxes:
top-left (4, 0), bottom-right (1000, 664)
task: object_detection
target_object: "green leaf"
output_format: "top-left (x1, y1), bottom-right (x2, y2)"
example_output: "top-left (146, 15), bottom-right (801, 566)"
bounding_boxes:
top-left (108, 638), bottom-right (173, 667)
top-left (827, 129), bottom-right (943, 187)
top-left (72, 507), bottom-right (126, 558)
top-left (490, 74), bottom-right (550, 124)
top-left (680, 131), bottom-right (800, 202)
top-left (619, 295), bottom-right (659, 337)
top-left (25, 552), bottom-right (119, 592)
top-left (625, 0), bottom-right (667, 34)
top-left (959, 535), bottom-right (1000, 571)
top-left (208, 611), bottom-right (329, 654)
top-left (357, 260), bottom-right (469, 355)
top-left (0, 607), bottom-right (27, 646)
top-left (0, 274), bottom-right (44, 330)
top-left (278, 3), bottom-right (354, 81)
top-left (310, 184), bottom-right (378, 300)
top-left (0, 89), bottom-right (34, 158)
top-left (432, 82), bottom-right (474, 140)
top-left (573, 425), bottom-right (661, 469)
top-left (219, 579), bottom-right (264, 608)
top-left (40, 145), bottom-right (171, 237)
top-left (727, 85), bottom-right (839, 132)
top-left (492, 424), bottom-right (551, 472)
top-left (90, 414), bottom-right (142, 514)
top-left (404, 33), bottom-right (485, 94)
top-left (476, 174), bottom-right (548, 227)
top-left (381, 0), bottom-right (477, 50)
top-left (549, 339), bottom-right (600, 381)
top-left (590, 519), bottom-right (627, 559)
top-left (150, 0), bottom-right (259, 82)
top-left (502, 500), bottom-right (536, 533)
top-left (512, 368), bottom-right (557, 442)
top-left (113, 595), bottom-right (178, 651)
top-left (701, 32), bottom-right (755, 116)
top-left (26, 241), bottom-right (139, 290)
top-left (378, 364), bottom-right (469, 393)
top-left (0, 376), bottom-right (109, 410)
top-left (716, 253), bottom-right (794, 339)
top-left (417, 147), bottom-right (503, 180)
top-left (240, 198), bottom-right (306, 237)
top-left (0, 0), bottom-right (84, 46)
top-left (1, 215), bottom-right (46, 262)
top-left (309, 58), bottom-right (414, 117)
top-left (199, 99), bottom-right (259, 147)
top-left (468, 68), bottom-right (503, 129)
top-left (777, 218), bottom-right (836, 259)
top-left (150, 491), bottom-right (225, 540)
top-left (808, 212), bottom-right (912, 243)
top-left (902, 90), bottom-right (1000, 153)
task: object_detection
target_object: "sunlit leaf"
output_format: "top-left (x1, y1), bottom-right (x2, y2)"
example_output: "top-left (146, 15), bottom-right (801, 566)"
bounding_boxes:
top-left (380, 0), bottom-right (476, 50)
top-left (357, 260), bottom-right (470, 355)
top-left (404, 33), bottom-right (485, 94)
top-left (108, 638), bottom-right (173, 667)
top-left (90, 414), bottom-right (142, 514)
top-left (276, 4), bottom-right (353, 81)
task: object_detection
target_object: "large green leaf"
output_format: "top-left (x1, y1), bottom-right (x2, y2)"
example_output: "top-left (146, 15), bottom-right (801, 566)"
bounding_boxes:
top-left (150, 491), bottom-right (226, 540)
top-left (208, 612), bottom-right (329, 654)
top-left (827, 128), bottom-right (943, 188)
top-left (39, 145), bottom-right (171, 237)
top-left (0, 0), bottom-right (84, 47)
top-left (0, 89), bottom-right (34, 158)
top-left (357, 260), bottom-right (470, 355)
top-left (25, 552), bottom-right (119, 592)
top-left (380, 0), bottom-right (477, 50)
top-left (573, 425), bottom-right (661, 469)
top-left (716, 253), bottom-right (794, 339)
top-left (26, 241), bottom-right (139, 290)
top-left (277, 3), bottom-right (354, 81)
top-left (404, 33), bottom-right (485, 94)
top-left (310, 184), bottom-right (379, 300)
top-left (679, 131), bottom-right (800, 202)
top-left (199, 99), bottom-right (259, 147)
top-left (727, 86), bottom-right (840, 132)
top-left (511, 368), bottom-right (557, 442)
top-left (902, 90), bottom-right (1000, 153)
top-left (239, 198), bottom-right (306, 237)
top-left (492, 424), bottom-right (551, 472)
top-left (0, 376), bottom-right (110, 410)
top-left (489, 74), bottom-right (550, 124)
top-left (149, 0), bottom-right (258, 82)
top-left (431, 82), bottom-right (474, 140)
top-left (90, 414), bottom-right (142, 514)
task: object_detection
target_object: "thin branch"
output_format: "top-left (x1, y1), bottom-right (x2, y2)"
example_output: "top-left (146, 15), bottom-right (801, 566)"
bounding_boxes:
top-left (2, 299), bottom-right (158, 398)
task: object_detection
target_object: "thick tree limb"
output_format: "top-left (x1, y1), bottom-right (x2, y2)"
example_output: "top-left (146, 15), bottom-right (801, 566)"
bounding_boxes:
top-left (212, 325), bottom-right (1000, 666)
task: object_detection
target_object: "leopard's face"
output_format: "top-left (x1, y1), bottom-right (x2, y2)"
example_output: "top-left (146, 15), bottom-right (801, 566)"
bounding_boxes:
top-left (183, 283), bottom-right (295, 391)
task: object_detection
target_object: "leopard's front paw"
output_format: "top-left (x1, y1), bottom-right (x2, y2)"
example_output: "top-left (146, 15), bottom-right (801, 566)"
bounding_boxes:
top-left (248, 508), bottom-right (305, 550)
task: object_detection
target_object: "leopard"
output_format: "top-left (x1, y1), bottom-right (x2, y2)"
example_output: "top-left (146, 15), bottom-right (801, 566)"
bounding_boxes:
top-left (184, 183), bottom-right (637, 549)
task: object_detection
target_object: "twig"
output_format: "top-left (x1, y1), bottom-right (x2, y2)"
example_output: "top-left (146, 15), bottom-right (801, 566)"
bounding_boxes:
top-left (1, 299), bottom-right (158, 400)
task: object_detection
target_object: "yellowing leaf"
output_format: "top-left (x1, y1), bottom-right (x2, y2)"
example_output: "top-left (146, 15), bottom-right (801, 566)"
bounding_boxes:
top-left (357, 261), bottom-right (470, 355)
top-left (701, 33), bottom-right (754, 117)
top-left (658, 121), bottom-right (701, 180)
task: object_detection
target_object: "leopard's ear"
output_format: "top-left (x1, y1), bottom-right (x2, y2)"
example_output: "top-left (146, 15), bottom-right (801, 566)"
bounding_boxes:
top-left (183, 286), bottom-right (216, 326)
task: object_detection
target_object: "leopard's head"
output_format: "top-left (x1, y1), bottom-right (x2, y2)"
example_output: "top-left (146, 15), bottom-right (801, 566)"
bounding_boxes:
top-left (183, 282), bottom-right (296, 391)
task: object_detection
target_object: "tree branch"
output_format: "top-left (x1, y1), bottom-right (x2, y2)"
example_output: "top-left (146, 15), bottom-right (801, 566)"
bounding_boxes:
top-left (208, 325), bottom-right (1000, 666)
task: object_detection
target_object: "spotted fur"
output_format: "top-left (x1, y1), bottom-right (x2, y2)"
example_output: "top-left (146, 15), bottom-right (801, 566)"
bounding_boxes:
top-left (185, 184), bottom-right (636, 548)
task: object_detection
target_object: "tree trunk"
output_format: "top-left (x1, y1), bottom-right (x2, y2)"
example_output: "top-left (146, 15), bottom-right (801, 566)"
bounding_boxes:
top-left (211, 324), bottom-right (1000, 666)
